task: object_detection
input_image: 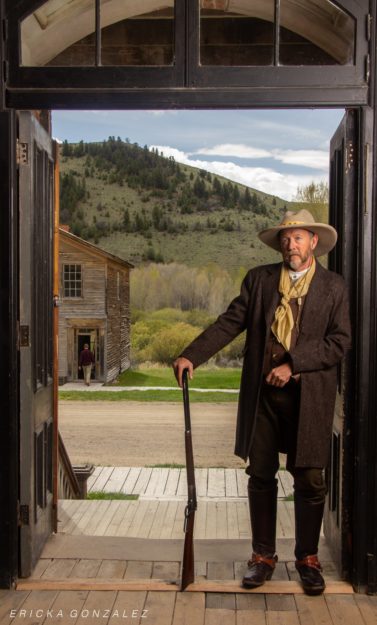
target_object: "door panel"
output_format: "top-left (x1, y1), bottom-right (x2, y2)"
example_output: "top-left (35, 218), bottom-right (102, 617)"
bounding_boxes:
top-left (19, 111), bottom-right (55, 577)
top-left (324, 108), bottom-right (358, 578)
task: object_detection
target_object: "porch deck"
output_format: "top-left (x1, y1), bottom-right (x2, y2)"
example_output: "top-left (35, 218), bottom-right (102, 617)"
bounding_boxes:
top-left (4, 466), bottom-right (376, 624)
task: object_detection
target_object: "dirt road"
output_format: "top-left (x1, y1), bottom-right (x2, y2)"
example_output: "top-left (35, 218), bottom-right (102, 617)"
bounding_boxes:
top-left (59, 400), bottom-right (246, 468)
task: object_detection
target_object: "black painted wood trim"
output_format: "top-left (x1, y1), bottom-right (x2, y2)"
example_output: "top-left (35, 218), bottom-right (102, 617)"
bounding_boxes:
top-left (0, 110), bottom-right (19, 589)
top-left (5, 85), bottom-right (369, 110)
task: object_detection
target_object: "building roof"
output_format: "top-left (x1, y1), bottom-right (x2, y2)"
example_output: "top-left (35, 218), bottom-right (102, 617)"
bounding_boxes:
top-left (59, 227), bottom-right (134, 269)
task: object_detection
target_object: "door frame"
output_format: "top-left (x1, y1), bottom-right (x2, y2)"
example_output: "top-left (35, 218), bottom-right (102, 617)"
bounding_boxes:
top-left (1, 0), bottom-right (377, 592)
top-left (18, 110), bottom-right (55, 577)
top-left (0, 110), bottom-right (19, 589)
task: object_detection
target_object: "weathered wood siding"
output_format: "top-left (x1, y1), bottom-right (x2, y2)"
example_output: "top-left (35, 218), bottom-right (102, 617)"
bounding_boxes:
top-left (58, 323), bottom-right (68, 380)
top-left (59, 240), bottom-right (107, 318)
top-left (58, 236), bottom-right (131, 384)
top-left (106, 264), bottom-right (131, 382)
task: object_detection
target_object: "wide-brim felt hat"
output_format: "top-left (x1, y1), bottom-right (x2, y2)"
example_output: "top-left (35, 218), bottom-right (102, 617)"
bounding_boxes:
top-left (258, 209), bottom-right (337, 257)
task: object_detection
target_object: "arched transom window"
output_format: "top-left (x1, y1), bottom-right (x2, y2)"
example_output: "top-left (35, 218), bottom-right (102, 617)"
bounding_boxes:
top-left (21, 0), bottom-right (355, 67)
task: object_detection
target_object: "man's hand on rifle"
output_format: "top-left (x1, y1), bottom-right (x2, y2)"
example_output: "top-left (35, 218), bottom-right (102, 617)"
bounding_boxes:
top-left (173, 357), bottom-right (194, 388)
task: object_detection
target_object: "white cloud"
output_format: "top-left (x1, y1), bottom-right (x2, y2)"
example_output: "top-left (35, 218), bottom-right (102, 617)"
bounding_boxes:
top-left (255, 119), bottom-right (325, 142)
top-left (272, 149), bottom-right (329, 171)
top-left (154, 146), bottom-right (188, 161)
top-left (190, 143), bottom-right (328, 171)
top-left (150, 145), bottom-right (326, 201)
top-left (195, 144), bottom-right (271, 159)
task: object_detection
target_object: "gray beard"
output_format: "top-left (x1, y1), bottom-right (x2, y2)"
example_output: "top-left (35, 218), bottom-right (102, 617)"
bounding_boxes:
top-left (284, 253), bottom-right (311, 271)
top-left (287, 258), bottom-right (303, 270)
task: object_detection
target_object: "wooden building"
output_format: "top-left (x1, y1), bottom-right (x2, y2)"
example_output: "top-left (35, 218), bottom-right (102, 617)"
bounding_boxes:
top-left (59, 228), bottom-right (133, 384)
top-left (1, 0), bottom-right (377, 595)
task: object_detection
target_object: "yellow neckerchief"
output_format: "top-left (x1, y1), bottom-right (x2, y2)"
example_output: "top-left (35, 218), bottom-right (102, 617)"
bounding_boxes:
top-left (271, 258), bottom-right (316, 351)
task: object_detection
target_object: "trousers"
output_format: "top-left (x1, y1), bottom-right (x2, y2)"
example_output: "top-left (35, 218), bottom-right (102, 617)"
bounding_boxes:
top-left (246, 381), bottom-right (326, 560)
top-left (82, 364), bottom-right (92, 385)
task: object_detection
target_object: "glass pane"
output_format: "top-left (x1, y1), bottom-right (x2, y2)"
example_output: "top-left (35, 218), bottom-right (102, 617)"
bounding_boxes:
top-left (200, 0), bottom-right (275, 66)
top-left (21, 0), bottom-right (96, 67)
top-left (101, 2), bottom-right (175, 66)
top-left (279, 0), bottom-right (355, 65)
top-left (21, 0), bottom-right (175, 67)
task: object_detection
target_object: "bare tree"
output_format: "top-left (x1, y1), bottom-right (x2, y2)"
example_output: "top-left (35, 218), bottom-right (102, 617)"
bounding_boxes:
top-left (295, 181), bottom-right (329, 204)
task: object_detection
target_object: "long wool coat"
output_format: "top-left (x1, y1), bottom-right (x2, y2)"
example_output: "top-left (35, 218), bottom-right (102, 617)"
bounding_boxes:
top-left (181, 261), bottom-right (351, 468)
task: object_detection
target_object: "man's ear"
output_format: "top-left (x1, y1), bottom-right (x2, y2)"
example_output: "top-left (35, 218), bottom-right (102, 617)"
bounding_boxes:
top-left (311, 233), bottom-right (319, 250)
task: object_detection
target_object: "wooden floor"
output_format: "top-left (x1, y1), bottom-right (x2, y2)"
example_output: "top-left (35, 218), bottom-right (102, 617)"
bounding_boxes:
top-left (87, 466), bottom-right (294, 500)
top-left (4, 581), bottom-right (377, 625)
top-left (5, 467), bottom-right (377, 624)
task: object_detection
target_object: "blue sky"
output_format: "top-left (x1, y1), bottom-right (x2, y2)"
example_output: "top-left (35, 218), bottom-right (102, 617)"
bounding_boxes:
top-left (52, 108), bottom-right (344, 201)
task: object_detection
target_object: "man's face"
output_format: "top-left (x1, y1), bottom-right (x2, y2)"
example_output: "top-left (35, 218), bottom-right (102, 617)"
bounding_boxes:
top-left (279, 228), bottom-right (318, 271)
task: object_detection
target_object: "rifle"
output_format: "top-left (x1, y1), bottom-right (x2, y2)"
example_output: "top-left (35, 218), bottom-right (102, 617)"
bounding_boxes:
top-left (180, 368), bottom-right (197, 591)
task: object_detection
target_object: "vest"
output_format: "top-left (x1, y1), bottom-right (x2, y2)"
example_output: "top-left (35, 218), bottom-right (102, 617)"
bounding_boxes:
top-left (263, 294), bottom-right (306, 375)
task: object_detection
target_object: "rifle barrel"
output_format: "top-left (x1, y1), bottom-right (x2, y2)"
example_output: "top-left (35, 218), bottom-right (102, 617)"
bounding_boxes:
top-left (181, 369), bottom-right (197, 591)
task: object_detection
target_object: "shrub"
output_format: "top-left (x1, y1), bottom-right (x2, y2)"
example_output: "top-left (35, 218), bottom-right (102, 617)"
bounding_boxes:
top-left (150, 308), bottom-right (187, 323)
top-left (149, 322), bottom-right (200, 364)
top-left (186, 309), bottom-right (215, 328)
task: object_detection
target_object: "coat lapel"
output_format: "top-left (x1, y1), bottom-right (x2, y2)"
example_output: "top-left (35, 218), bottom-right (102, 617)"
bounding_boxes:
top-left (262, 264), bottom-right (281, 328)
top-left (299, 262), bottom-right (331, 335)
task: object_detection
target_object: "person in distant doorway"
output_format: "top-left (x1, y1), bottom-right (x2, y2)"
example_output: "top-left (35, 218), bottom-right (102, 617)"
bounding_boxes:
top-left (173, 209), bottom-right (351, 596)
top-left (79, 343), bottom-right (95, 386)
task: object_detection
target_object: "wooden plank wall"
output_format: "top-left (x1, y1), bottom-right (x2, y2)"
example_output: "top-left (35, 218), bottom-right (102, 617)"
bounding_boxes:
top-left (106, 265), bottom-right (131, 382)
top-left (59, 243), bottom-right (107, 319)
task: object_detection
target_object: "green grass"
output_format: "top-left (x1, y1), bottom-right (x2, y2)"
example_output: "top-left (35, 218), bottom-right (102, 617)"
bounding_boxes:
top-left (112, 366), bottom-right (242, 389)
top-left (87, 491), bottom-right (139, 500)
top-left (284, 494), bottom-right (294, 502)
top-left (59, 389), bottom-right (238, 402)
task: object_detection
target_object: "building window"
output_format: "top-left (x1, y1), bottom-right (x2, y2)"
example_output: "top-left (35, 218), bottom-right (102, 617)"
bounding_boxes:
top-left (63, 264), bottom-right (82, 297)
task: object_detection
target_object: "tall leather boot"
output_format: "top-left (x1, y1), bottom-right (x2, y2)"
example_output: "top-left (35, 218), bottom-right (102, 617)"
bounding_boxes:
top-left (242, 478), bottom-right (278, 588)
top-left (294, 494), bottom-right (326, 595)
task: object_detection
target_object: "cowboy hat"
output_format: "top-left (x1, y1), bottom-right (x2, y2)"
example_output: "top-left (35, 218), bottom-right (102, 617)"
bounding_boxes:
top-left (258, 209), bottom-right (337, 257)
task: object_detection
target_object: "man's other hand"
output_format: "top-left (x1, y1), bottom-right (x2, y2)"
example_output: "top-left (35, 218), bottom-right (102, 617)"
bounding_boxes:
top-left (173, 357), bottom-right (194, 387)
top-left (266, 362), bottom-right (292, 387)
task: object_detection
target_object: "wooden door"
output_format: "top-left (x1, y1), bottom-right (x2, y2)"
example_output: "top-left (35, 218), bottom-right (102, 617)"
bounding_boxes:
top-left (324, 109), bottom-right (358, 578)
top-left (18, 111), bottom-right (56, 577)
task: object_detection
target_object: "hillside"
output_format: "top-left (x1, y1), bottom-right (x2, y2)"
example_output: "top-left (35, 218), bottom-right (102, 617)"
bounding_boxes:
top-left (59, 137), bottom-right (328, 271)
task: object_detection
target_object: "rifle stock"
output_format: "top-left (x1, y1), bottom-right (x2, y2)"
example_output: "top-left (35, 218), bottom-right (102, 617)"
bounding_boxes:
top-left (180, 369), bottom-right (197, 591)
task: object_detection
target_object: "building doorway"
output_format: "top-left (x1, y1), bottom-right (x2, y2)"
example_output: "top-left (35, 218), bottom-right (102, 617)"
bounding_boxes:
top-left (77, 329), bottom-right (97, 381)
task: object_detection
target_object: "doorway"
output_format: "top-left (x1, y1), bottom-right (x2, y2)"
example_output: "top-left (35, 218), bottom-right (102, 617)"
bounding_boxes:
top-left (76, 329), bottom-right (97, 381)
top-left (51, 107), bottom-right (353, 584)
top-left (1, 0), bottom-right (375, 595)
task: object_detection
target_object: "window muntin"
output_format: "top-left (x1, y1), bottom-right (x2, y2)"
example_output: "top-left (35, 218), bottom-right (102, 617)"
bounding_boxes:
top-left (63, 264), bottom-right (82, 297)
top-left (20, 0), bottom-right (175, 67)
top-left (199, 0), bottom-right (355, 67)
top-left (200, 1), bottom-right (275, 66)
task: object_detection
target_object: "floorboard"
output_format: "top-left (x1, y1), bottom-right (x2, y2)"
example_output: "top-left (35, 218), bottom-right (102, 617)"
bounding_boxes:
top-left (172, 592), bottom-right (206, 625)
top-left (8, 465), bottom-right (360, 624)
top-left (74, 590), bottom-right (117, 625)
top-left (354, 593), bottom-right (377, 624)
top-left (325, 594), bottom-right (367, 625)
top-left (142, 591), bottom-right (176, 625)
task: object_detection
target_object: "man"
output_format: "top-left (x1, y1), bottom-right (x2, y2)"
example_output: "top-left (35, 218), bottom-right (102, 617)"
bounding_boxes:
top-left (79, 343), bottom-right (95, 386)
top-left (173, 209), bottom-right (351, 595)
